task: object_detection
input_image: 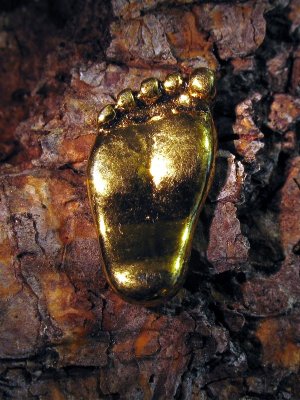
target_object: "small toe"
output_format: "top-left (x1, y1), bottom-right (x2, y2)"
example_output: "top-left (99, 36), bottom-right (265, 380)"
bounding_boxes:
top-left (97, 104), bottom-right (116, 126)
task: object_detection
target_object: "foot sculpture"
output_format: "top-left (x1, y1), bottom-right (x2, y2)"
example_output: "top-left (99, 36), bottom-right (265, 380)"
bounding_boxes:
top-left (87, 68), bottom-right (217, 305)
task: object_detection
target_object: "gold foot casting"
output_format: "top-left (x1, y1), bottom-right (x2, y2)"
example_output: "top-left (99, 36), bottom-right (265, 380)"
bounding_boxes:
top-left (87, 68), bottom-right (217, 306)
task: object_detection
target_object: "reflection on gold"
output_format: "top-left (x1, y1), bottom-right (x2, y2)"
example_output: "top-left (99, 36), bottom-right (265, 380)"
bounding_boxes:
top-left (192, 79), bottom-right (203, 91)
top-left (98, 104), bottom-right (116, 126)
top-left (150, 154), bottom-right (169, 187)
top-left (163, 73), bottom-right (184, 94)
top-left (114, 270), bottom-right (131, 286)
top-left (180, 224), bottom-right (190, 246)
top-left (99, 215), bottom-right (107, 237)
top-left (173, 256), bottom-right (181, 274)
top-left (92, 166), bottom-right (107, 195)
top-left (178, 94), bottom-right (190, 106)
top-left (172, 223), bottom-right (191, 275)
top-left (189, 68), bottom-right (216, 100)
top-left (203, 133), bottom-right (210, 151)
top-left (164, 80), bottom-right (174, 91)
top-left (150, 115), bottom-right (163, 122)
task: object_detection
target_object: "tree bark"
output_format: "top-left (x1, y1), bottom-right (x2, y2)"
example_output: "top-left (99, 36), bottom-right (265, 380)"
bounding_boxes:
top-left (0, 0), bottom-right (299, 399)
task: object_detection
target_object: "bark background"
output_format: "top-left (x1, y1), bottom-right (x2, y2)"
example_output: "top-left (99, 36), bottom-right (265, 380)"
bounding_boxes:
top-left (0, 0), bottom-right (300, 399)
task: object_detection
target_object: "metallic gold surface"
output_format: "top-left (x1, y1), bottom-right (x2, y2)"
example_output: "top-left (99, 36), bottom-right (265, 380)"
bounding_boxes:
top-left (189, 68), bottom-right (216, 100)
top-left (97, 104), bottom-right (116, 125)
top-left (116, 89), bottom-right (136, 111)
top-left (87, 69), bottom-right (217, 305)
top-left (163, 73), bottom-right (184, 94)
top-left (137, 78), bottom-right (162, 104)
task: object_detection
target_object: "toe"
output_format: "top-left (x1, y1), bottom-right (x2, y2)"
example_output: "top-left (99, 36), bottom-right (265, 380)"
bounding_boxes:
top-left (97, 104), bottom-right (116, 126)
top-left (188, 67), bottom-right (216, 100)
top-left (116, 89), bottom-right (136, 111)
top-left (138, 77), bottom-right (162, 104)
top-left (163, 72), bottom-right (185, 95)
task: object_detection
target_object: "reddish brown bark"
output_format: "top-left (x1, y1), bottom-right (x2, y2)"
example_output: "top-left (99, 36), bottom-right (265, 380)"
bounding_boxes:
top-left (0, 0), bottom-right (299, 399)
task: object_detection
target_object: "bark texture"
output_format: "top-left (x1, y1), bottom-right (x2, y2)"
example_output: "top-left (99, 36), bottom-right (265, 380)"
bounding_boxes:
top-left (0, 0), bottom-right (300, 399)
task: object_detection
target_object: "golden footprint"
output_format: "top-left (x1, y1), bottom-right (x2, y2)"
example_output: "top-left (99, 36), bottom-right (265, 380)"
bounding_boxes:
top-left (87, 68), bottom-right (217, 305)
